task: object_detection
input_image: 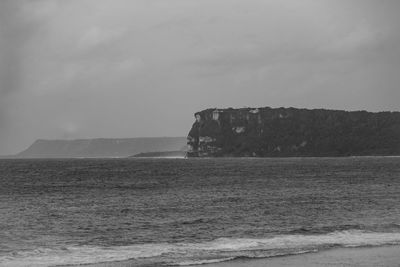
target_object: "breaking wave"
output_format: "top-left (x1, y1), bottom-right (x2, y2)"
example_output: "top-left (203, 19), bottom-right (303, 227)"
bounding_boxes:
top-left (2, 229), bottom-right (400, 266)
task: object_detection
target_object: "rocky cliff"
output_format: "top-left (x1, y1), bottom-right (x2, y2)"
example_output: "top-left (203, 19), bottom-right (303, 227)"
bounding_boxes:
top-left (17, 137), bottom-right (187, 158)
top-left (187, 107), bottom-right (400, 157)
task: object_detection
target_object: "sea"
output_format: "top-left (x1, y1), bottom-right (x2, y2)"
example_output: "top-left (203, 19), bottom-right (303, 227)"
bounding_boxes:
top-left (0, 157), bottom-right (400, 266)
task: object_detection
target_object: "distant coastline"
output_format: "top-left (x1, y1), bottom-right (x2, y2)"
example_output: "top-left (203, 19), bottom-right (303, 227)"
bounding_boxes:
top-left (11, 137), bottom-right (187, 158)
top-left (130, 150), bottom-right (186, 158)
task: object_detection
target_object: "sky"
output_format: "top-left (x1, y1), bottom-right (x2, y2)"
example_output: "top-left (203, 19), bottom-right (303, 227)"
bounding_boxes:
top-left (0, 0), bottom-right (399, 155)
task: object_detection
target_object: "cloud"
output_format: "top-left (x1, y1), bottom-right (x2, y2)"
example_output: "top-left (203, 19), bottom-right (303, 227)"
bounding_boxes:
top-left (78, 27), bottom-right (126, 49)
top-left (322, 23), bottom-right (377, 53)
top-left (0, 1), bottom-right (23, 96)
top-left (1, 0), bottom-right (400, 154)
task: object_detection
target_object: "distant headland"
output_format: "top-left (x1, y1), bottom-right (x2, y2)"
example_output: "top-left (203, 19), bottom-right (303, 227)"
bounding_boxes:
top-left (5, 107), bottom-right (400, 159)
top-left (14, 137), bottom-right (187, 158)
top-left (187, 107), bottom-right (400, 157)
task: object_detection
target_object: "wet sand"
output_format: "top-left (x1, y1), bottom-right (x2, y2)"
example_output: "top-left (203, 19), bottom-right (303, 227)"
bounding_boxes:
top-left (83, 245), bottom-right (400, 267)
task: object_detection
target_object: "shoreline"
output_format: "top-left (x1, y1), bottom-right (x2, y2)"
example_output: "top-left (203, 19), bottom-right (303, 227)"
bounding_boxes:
top-left (192, 246), bottom-right (400, 267)
top-left (75, 245), bottom-right (400, 267)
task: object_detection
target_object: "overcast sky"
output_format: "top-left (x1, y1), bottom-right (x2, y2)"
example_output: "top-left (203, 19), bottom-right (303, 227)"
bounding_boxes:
top-left (1, 0), bottom-right (399, 154)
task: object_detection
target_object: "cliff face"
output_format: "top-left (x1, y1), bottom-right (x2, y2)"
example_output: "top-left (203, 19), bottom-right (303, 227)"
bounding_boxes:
top-left (187, 107), bottom-right (400, 157)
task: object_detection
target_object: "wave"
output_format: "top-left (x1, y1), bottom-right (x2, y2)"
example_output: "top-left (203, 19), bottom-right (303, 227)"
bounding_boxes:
top-left (2, 229), bottom-right (400, 267)
top-left (287, 223), bottom-right (400, 235)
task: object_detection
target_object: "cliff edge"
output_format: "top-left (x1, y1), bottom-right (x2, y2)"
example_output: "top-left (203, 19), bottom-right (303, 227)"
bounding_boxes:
top-left (186, 107), bottom-right (400, 157)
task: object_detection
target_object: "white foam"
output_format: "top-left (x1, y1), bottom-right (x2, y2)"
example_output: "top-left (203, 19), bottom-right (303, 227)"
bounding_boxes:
top-left (193, 230), bottom-right (400, 251)
top-left (2, 230), bottom-right (400, 267)
top-left (175, 257), bottom-right (236, 266)
top-left (0, 244), bottom-right (172, 267)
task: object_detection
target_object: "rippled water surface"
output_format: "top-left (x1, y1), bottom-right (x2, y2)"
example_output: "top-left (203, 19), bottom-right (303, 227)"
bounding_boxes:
top-left (0, 157), bottom-right (400, 266)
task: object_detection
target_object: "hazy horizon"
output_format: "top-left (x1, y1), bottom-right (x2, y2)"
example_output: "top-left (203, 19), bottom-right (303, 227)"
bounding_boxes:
top-left (1, 0), bottom-right (400, 155)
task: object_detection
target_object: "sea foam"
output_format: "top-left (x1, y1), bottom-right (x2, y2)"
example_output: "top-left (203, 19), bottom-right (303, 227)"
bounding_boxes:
top-left (2, 230), bottom-right (400, 267)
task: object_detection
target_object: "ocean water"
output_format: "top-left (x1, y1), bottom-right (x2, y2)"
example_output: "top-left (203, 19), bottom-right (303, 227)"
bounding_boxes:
top-left (0, 157), bottom-right (400, 266)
